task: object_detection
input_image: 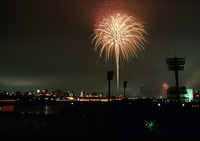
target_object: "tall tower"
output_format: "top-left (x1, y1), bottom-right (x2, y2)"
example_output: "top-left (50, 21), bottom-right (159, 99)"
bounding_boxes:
top-left (166, 57), bottom-right (185, 103)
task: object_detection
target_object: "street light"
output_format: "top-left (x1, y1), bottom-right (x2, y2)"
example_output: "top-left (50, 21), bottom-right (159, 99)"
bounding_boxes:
top-left (166, 57), bottom-right (185, 103)
top-left (107, 71), bottom-right (114, 102)
top-left (123, 81), bottom-right (127, 99)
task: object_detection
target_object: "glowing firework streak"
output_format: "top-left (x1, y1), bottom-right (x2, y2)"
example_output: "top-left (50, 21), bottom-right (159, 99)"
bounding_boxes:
top-left (92, 13), bottom-right (148, 89)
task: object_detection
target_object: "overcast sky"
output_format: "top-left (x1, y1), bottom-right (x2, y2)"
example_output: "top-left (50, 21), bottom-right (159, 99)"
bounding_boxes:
top-left (1, 0), bottom-right (200, 96)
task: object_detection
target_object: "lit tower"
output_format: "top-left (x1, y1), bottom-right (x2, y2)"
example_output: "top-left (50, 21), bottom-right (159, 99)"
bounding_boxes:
top-left (107, 71), bottom-right (114, 102)
top-left (166, 57), bottom-right (185, 103)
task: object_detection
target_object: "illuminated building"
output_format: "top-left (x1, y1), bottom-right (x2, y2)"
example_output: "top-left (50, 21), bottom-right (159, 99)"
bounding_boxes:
top-left (41, 89), bottom-right (46, 95)
top-left (69, 92), bottom-right (73, 97)
top-left (186, 89), bottom-right (193, 102)
top-left (80, 91), bottom-right (84, 97)
top-left (167, 86), bottom-right (193, 102)
top-left (37, 89), bottom-right (40, 95)
top-left (64, 90), bottom-right (70, 97)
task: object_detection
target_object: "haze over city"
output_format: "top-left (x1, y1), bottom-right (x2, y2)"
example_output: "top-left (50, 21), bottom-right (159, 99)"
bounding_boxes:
top-left (1, 0), bottom-right (200, 96)
top-left (2, 0), bottom-right (200, 138)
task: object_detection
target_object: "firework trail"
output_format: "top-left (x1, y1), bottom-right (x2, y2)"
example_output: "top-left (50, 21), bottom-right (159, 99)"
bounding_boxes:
top-left (92, 13), bottom-right (148, 89)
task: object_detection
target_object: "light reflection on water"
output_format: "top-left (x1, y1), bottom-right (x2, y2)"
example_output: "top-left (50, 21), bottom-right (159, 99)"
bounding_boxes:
top-left (0, 103), bottom-right (65, 115)
top-left (0, 105), bottom-right (15, 112)
top-left (44, 104), bottom-right (52, 115)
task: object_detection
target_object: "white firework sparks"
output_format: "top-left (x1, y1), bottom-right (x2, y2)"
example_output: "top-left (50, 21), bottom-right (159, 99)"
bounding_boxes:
top-left (92, 13), bottom-right (148, 89)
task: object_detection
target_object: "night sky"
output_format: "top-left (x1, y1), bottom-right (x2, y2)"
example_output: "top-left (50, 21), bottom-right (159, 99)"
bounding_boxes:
top-left (1, 0), bottom-right (200, 96)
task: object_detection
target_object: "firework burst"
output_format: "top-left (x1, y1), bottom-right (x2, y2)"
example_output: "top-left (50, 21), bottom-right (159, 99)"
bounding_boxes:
top-left (92, 13), bottom-right (148, 89)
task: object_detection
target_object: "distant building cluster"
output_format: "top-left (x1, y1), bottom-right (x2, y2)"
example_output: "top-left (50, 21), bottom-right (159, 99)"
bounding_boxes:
top-left (1, 86), bottom-right (200, 103)
top-left (0, 88), bottom-right (123, 102)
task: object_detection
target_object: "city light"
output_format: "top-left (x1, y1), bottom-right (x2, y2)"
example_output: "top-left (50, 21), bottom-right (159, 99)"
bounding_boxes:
top-left (1, 0), bottom-right (200, 137)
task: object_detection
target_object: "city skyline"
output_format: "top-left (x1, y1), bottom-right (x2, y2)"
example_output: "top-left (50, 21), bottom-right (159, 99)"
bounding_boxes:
top-left (1, 1), bottom-right (200, 95)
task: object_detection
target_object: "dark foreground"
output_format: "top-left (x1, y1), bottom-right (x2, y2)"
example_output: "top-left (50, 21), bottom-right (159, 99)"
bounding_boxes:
top-left (1, 100), bottom-right (200, 138)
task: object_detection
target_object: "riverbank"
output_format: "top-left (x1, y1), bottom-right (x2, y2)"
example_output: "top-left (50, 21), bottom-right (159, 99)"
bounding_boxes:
top-left (1, 100), bottom-right (200, 138)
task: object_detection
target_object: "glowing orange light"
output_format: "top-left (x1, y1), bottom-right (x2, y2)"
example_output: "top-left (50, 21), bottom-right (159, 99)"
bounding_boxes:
top-left (162, 82), bottom-right (169, 92)
top-left (0, 105), bottom-right (15, 112)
